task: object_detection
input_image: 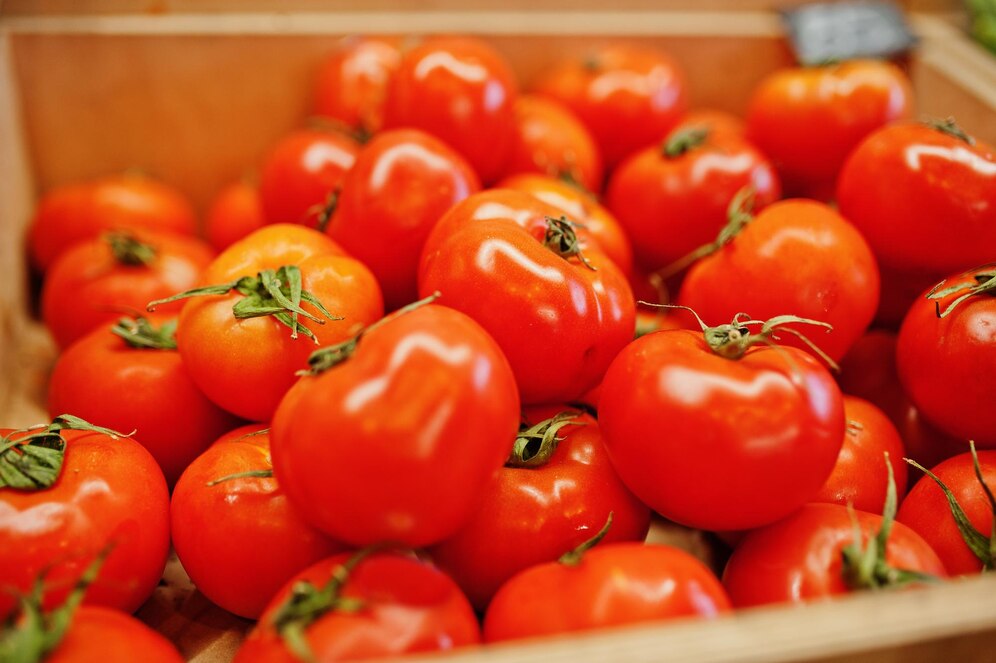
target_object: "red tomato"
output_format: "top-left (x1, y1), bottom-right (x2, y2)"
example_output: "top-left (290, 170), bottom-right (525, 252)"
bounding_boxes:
top-left (0, 423), bottom-right (170, 617)
top-left (812, 396), bottom-right (907, 514)
top-left (40, 229), bottom-right (214, 350)
top-left (675, 108), bottom-right (746, 138)
top-left (258, 129), bottom-right (360, 226)
top-left (329, 129), bottom-right (480, 310)
top-left (897, 266), bottom-right (996, 446)
top-left (383, 36), bottom-right (518, 183)
top-left (171, 425), bottom-right (346, 619)
top-left (28, 173), bottom-right (197, 272)
top-left (678, 199), bottom-right (880, 364)
top-left (47, 317), bottom-right (239, 486)
top-left (599, 326), bottom-right (844, 531)
top-left (484, 542), bottom-right (730, 642)
top-left (533, 44), bottom-right (688, 169)
top-left (502, 94), bottom-right (604, 192)
top-left (605, 126), bottom-right (781, 273)
top-left (837, 121), bottom-right (996, 277)
top-left (430, 407), bottom-right (651, 611)
top-left (722, 503), bottom-right (946, 608)
top-left (898, 450), bottom-right (996, 575)
top-left (205, 180), bottom-right (267, 252)
top-left (43, 607), bottom-right (184, 663)
top-left (746, 60), bottom-right (913, 199)
top-left (419, 217), bottom-right (635, 404)
top-left (234, 551), bottom-right (480, 663)
top-left (314, 36), bottom-right (402, 136)
top-left (271, 304), bottom-right (520, 547)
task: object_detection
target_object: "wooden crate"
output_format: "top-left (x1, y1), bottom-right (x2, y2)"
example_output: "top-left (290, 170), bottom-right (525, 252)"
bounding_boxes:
top-left (2, 6), bottom-right (996, 662)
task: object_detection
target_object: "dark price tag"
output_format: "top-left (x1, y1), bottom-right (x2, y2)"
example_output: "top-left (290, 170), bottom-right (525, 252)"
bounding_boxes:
top-left (781, 1), bottom-right (918, 65)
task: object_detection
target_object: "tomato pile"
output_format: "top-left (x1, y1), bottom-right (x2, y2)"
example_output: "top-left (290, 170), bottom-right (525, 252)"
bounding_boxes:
top-left (3, 34), bottom-right (996, 662)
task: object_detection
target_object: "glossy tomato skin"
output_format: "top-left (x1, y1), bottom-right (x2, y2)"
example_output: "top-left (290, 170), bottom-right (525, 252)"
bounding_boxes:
top-left (41, 229), bottom-right (214, 350)
top-left (314, 36), bottom-right (402, 135)
top-left (205, 180), bottom-right (266, 252)
top-left (897, 268), bottom-right (996, 446)
top-left (44, 606), bottom-right (184, 663)
top-left (271, 305), bottom-right (520, 547)
top-left (429, 406), bottom-right (651, 611)
top-left (329, 129), bottom-right (480, 310)
top-left (599, 330), bottom-right (845, 531)
top-left (533, 44), bottom-right (688, 169)
top-left (606, 129), bottom-right (781, 273)
top-left (419, 219), bottom-right (635, 405)
top-left (234, 552), bottom-right (480, 663)
top-left (0, 429), bottom-right (170, 617)
top-left (812, 396), bottom-right (907, 514)
top-left (746, 60), bottom-right (913, 199)
top-left (484, 542), bottom-right (730, 642)
top-left (722, 503), bottom-right (946, 608)
top-left (258, 129), bottom-right (360, 226)
top-left (171, 425), bottom-right (346, 619)
top-left (897, 451), bottom-right (996, 575)
top-left (383, 37), bottom-right (518, 183)
top-left (837, 122), bottom-right (996, 276)
top-left (29, 173), bottom-right (197, 272)
top-left (678, 199), bottom-right (880, 364)
top-left (47, 321), bottom-right (239, 486)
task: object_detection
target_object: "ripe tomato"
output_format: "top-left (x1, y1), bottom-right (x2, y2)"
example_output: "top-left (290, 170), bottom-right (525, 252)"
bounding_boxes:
top-left (271, 304), bottom-right (520, 547)
top-left (40, 229), bottom-right (214, 350)
top-left (171, 425), bottom-right (347, 619)
top-left (233, 551), bottom-right (480, 663)
top-left (43, 607), bottom-right (184, 663)
top-left (314, 36), bottom-right (402, 136)
top-left (383, 36), bottom-right (518, 183)
top-left (47, 317), bottom-right (239, 486)
top-left (677, 198), bottom-right (880, 364)
top-left (837, 121), bottom-right (996, 277)
top-left (28, 173), bottom-right (197, 272)
top-left (328, 129), bottom-right (480, 310)
top-left (419, 217), bottom-right (635, 404)
top-left (484, 542), bottom-right (730, 642)
top-left (722, 503), bottom-right (946, 608)
top-left (599, 323), bottom-right (844, 531)
top-left (605, 126), bottom-right (780, 273)
top-left (430, 407), bottom-right (651, 611)
top-left (205, 180), bottom-right (266, 252)
top-left (675, 108), bottom-right (746, 138)
top-left (532, 43), bottom-right (688, 169)
top-left (746, 59), bottom-right (913, 199)
top-left (258, 129), bottom-right (360, 226)
top-left (897, 266), bottom-right (996, 446)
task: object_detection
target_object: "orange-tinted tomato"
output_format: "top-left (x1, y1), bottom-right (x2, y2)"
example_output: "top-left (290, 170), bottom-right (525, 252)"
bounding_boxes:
top-left (314, 36), bottom-right (402, 135)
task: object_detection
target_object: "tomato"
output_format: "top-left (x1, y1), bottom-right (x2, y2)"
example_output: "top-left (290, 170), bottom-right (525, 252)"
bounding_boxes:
top-left (675, 108), bottom-right (746, 138)
top-left (314, 36), bottom-right (402, 136)
top-left (430, 407), bottom-right (651, 611)
top-left (722, 503), bottom-right (946, 608)
top-left (837, 121), bottom-right (996, 277)
top-left (484, 542), bottom-right (730, 642)
top-left (599, 323), bottom-right (844, 531)
top-left (812, 396), bottom-right (907, 514)
top-left (898, 449), bottom-right (996, 575)
top-left (171, 425), bottom-right (346, 619)
top-left (28, 173), bottom-right (197, 272)
top-left (897, 266), bottom-right (996, 446)
top-left (0, 420), bottom-right (170, 617)
top-left (746, 59), bottom-right (913, 199)
top-left (532, 44), bottom-right (688, 169)
top-left (43, 607), bottom-right (184, 663)
top-left (605, 125), bottom-right (780, 273)
top-left (233, 551), bottom-right (480, 663)
top-left (502, 94), bottom-right (604, 192)
top-left (258, 129), bottom-right (360, 226)
top-left (40, 229), bottom-right (214, 350)
top-left (419, 217), bottom-right (634, 404)
top-left (205, 180), bottom-right (266, 252)
top-left (271, 304), bottom-right (520, 547)
top-left (383, 36), bottom-right (518, 183)
top-left (677, 199), bottom-right (880, 364)
top-left (47, 317), bottom-right (239, 486)
top-left (328, 129), bottom-right (480, 310)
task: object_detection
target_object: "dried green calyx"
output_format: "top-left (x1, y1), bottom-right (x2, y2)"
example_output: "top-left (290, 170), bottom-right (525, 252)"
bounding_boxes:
top-left (662, 126), bottom-right (709, 159)
top-left (106, 232), bottom-right (156, 267)
top-left (927, 268), bottom-right (996, 318)
top-left (506, 411), bottom-right (584, 468)
top-left (926, 117), bottom-right (976, 146)
top-left (110, 316), bottom-right (177, 350)
top-left (559, 512), bottom-right (614, 567)
top-left (543, 216), bottom-right (596, 271)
